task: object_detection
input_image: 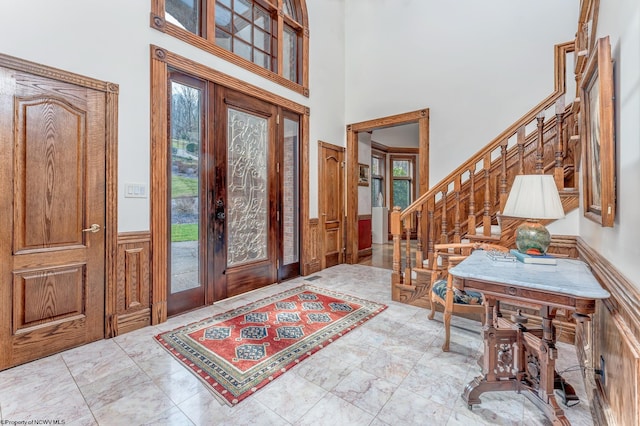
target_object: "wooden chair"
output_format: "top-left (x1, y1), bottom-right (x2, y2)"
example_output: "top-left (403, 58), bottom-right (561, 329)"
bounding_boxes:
top-left (427, 242), bottom-right (510, 351)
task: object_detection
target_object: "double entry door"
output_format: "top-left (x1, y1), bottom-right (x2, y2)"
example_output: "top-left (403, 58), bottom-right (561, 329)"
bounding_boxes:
top-left (167, 71), bottom-right (300, 316)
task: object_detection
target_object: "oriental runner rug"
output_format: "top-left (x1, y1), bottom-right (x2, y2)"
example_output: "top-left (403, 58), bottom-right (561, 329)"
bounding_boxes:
top-left (155, 284), bottom-right (387, 406)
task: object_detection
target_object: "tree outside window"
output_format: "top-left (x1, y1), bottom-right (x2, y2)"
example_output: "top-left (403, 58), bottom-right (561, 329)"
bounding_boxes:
top-left (391, 157), bottom-right (414, 210)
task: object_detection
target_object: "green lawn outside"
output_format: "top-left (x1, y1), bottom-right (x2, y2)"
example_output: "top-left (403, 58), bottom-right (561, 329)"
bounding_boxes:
top-left (172, 175), bottom-right (198, 197)
top-left (171, 223), bottom-right (198, 242)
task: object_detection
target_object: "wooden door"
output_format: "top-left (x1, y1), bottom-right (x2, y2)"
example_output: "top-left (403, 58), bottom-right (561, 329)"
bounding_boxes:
top-left (319, 142), bottom-right (345, 268)
top-left (0, 68), bottom-right (106, 369)
top-left (212, 86), bottom-right (278, 299)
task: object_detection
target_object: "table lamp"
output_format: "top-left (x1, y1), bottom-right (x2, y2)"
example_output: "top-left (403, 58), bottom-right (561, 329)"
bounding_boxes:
top-left (502, 174), bottom-right (565, 255)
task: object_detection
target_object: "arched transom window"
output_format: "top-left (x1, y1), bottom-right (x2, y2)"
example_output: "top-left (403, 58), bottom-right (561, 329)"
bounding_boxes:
top-left (152, 0), bottom-right (309, 96)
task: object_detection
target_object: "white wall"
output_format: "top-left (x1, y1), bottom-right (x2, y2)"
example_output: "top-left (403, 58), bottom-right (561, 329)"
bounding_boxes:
top-left (357, 132), bottom-right (372, 214)
top-left (344, 0), bottom-right (578, 186)
top-left (0, 0), bottom-right (346, 227)
top-left (579, 0), bottom-right (640, 286)
top-left (306, 0), bottom-right (347, 217)
top-left (372, 124), bottom-right (419, 148)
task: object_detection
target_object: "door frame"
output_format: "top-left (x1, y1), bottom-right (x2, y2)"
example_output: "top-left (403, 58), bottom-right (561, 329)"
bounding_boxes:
top-left (0, 52), bottom-right (119, 341)
top-left (345, 109), bottom-right (429, 264)
top-left (150, 46), bottom-right (309, 324)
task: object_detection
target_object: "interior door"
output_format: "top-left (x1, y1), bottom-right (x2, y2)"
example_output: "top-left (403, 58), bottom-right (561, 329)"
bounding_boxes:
top-left (0, 67), bottom-right (106, 369)
top-left (319, 141), bottom-right (345, 268)
top-left (212, 86), bottom-right (278, 299)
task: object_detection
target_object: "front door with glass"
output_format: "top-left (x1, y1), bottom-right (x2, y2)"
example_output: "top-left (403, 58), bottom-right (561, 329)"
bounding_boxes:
top-left (166, 73), bottom-right (299, 316)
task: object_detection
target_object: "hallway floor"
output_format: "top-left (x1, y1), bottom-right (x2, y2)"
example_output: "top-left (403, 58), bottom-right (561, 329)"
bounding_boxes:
top-left (0, 264), bottom-right (594, 425)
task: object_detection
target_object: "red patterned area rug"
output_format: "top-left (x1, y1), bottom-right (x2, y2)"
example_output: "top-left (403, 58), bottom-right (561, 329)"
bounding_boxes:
top-left (155, 284), bottom-right (387, 406)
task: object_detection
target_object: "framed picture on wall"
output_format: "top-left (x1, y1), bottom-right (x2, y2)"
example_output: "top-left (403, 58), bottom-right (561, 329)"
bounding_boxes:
top-left (358, 163), bottom-right (370, 186)
top-left (581, 36), bottom-right (615, 227)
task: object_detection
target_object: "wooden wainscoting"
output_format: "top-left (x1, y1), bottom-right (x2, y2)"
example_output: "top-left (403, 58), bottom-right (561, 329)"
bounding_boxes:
top-left (577, 238), bottom-right (640, 426)
top-left (358, 214), bottom-right (372, 258)
top-left (302, 218), bottom-right (321, 275)
top-left (108, 232), bottom-right (151, 337)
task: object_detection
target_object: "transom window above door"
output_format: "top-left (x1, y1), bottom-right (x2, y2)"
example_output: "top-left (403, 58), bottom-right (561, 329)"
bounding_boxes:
top-left (152, 0), bottom-right (309, 96)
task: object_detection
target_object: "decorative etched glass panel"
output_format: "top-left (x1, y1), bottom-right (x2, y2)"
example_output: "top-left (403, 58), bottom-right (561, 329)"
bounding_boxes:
top-left (227, 108), bottom-right (268, 266)
top-left (283, 117), bottom-right (299, 265)
top-left (170, 81), bottom-right (202, 293)
top-left (166, 0), bottom-right (200, 34)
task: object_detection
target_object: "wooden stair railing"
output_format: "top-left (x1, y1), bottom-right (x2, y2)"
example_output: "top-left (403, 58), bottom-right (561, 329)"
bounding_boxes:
top-left (390, 41), bottom-right (578, 291)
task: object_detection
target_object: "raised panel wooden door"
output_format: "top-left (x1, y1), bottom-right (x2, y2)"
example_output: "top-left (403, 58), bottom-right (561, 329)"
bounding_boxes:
top-left (0, 68), bottom-right (106, 369)
top-left (319, 142), bottom-right (344, 268)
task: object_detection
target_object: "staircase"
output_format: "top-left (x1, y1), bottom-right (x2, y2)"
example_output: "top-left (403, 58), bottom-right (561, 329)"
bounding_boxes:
top-left (390, 41), bottom-right (579, 310)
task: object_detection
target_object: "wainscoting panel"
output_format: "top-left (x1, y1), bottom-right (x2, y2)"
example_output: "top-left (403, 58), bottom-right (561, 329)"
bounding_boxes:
top-left (303, 219), bottom-right (321, 275)
top-left (112, 232), bottom-right (151, 336)
top-left (577, 238), bottom-right (640, 426)
top-left (358, 214), bottom-right (372, 258)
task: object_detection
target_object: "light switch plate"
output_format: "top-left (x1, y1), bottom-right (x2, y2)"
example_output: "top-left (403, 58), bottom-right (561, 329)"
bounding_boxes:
top-left (124, 183), bottom-right (148, 198)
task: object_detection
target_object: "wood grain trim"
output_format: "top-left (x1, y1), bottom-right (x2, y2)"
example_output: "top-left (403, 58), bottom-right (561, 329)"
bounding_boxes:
top-left (578, 238), bottom-right (640, 335)
top-left (112, 232), bottom-right (151, 337)
top-left (300, 112), bottom-right (312, 275)
top-left (370, 142), bottom-right (419, 154)
top-left (152, 46), bottom-right (306, 115)
top-left (0, 52), bottom-right (118, 93)
top-left (346, 109), bottom-right (429, 264)
top-left (577, 237), bottom-right (640, 426)
top-left (349, 109), bottom-right (429, 132)
top-left (105, 87), bottom-right (119, 339)
top-left (303, 218), bottom-right (321, 275)
top-left (150, 49), bottom-right (169, 325)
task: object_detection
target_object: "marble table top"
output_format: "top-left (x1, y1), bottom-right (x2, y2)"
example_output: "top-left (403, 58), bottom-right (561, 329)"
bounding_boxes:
top-left (449, 251), bottom-right (611, 299)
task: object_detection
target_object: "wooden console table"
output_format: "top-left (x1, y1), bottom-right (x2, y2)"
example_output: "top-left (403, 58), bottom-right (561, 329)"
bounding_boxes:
top-left (449, 251), bottom-right (610, 425)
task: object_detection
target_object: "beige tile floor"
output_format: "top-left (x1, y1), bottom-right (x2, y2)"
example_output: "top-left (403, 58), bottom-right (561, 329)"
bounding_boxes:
top-left (0, 263), bottom-right (594, 425)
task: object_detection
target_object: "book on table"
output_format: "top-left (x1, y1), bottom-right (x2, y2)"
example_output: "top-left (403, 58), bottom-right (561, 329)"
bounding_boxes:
top-left (509, 249), bottom-right (557, 265)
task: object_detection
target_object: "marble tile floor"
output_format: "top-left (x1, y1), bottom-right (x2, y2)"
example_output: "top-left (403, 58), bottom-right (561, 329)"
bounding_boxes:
top-left (0, 264), bottom-right (594, 426)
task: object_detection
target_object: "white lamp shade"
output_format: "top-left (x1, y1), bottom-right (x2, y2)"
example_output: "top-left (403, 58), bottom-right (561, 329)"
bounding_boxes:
top-left (502, 175), bottom-right (565, 220)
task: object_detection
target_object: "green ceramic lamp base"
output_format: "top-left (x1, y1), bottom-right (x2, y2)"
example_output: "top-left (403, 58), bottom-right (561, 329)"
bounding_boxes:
top-left (514, 220), bottom-right (551, 255)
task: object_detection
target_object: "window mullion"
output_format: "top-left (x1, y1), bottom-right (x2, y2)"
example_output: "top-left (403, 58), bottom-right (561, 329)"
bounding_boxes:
top-left (276, 6), bottom-right (284, 76)
top-left (205, 0), bottom-right (215, 41)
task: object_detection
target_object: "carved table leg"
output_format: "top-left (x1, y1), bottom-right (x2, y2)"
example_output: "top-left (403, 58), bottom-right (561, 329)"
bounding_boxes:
top-left (520, 306), bottom-right (570, 425)
top-left (464, 302), bottom-right (573, 425)
top-left (463, 296), bottom-right (519, 406)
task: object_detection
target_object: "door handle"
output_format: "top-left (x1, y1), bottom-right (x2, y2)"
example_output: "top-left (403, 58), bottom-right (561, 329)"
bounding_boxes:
top-left (82, 224), bottom-right (101, 233)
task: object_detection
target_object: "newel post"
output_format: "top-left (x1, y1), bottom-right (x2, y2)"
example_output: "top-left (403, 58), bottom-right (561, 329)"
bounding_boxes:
top-left (390, 206), bottom-right (402, 287)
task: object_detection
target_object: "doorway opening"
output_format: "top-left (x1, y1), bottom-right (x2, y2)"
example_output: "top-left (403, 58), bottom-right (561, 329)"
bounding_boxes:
top-left (345, 109), bottom-right (429, 265)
